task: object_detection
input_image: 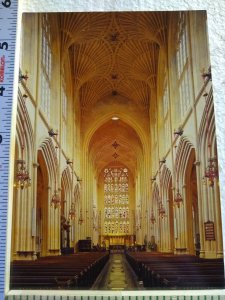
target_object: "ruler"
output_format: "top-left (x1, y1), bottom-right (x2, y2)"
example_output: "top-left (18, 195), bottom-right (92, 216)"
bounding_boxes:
top-left (0, 0), bottom-right (18, 298)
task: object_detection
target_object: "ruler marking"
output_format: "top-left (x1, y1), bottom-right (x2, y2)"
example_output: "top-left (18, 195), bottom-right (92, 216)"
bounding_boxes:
top-left (0, 1), bottom-right (18, 299)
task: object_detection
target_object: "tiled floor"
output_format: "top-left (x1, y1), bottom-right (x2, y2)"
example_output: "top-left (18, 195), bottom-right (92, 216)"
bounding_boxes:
top-left (92, 253), bottom-right (140, 290)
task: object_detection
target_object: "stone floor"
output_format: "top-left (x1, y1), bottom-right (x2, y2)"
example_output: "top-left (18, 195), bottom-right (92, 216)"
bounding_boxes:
top-left (92, 253), bottom-right (140, 290)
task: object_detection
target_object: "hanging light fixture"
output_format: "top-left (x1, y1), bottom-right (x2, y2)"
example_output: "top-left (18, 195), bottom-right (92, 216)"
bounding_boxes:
top-left (51, 190), bottom-right (61, 209)
top-left (174, 189), bottom-right (183, 208)
top-left (78, 209), bottom-right (84, 225)
top-left (205, 157), bottom-right (218, 187)
top-left (159, 202), bottom-right (166, 218)
top-left (68, 163), bottom-right (76, 220)
top-left (51, 146), bottom-right (61, 209)
top-left (158, 170), bottom-right (166, 218)
top-left (14, 97), bottom-right (31, 189)
top-left (93, 205), bottom-right (98, 230)
top-left (69, 202), bottom-right (76, 220)
top-left (15, 159), bottom-right (31, 189)
top-left (150, 208), bottom-right (156, 224)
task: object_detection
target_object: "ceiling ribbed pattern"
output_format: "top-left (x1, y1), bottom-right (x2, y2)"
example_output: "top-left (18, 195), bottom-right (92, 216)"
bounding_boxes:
top-left (60, 13), bottom-right (111, 52)
top-left (60, 12), bottom-right (167, 110)
top-left (89, 120), bottom-right (142, 175)
top-left (118, 79), bottom-right (150, 107)
top-left (79, 78), bottom-right (113, 109)
top-left (59, 12), bottom-right (168, 174)
top-left (117, 12), bottom-right (168, 47)
top-left (69, 41), bottom-right (113, 89)
top-left (117, 41), bottom-right (159, 87)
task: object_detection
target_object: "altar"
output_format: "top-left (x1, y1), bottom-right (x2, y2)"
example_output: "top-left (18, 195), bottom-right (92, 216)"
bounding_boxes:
top-left (100, 234), bottom-right (135, 248)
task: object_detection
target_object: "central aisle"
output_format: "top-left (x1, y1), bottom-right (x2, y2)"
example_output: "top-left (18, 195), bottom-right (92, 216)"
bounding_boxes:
top-left (92, 253), bottom-right (140, 290)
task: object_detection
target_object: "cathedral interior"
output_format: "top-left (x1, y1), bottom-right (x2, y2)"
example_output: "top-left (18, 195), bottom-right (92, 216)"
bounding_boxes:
top-left (10, 11), bottom-right (224, 290)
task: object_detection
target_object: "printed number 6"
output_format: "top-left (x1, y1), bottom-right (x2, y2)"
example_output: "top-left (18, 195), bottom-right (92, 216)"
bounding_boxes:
top-left (2, 0), bottom-right (11, 8)
top-left (0, 135), bottom-right (2, 144)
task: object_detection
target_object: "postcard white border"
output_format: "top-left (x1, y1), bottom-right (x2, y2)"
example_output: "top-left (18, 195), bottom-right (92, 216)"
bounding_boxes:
top-left (5, 0), bottom-right (225, 298)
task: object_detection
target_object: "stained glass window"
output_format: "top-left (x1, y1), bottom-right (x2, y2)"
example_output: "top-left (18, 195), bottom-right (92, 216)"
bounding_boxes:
top-left (104, 167), bottom-right (130, 234)
top-left (40, 14), bottom-right (52, 120)
top-left (176, 12), bottom-right (192, 118)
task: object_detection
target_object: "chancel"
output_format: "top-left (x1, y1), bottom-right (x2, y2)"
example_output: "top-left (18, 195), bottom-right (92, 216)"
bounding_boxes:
top-left (10, 11), bottom-right (224, 290)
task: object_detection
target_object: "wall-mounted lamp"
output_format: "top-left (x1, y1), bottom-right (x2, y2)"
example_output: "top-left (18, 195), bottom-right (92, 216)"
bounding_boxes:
top-left (66, 159), bottom-right (73, 165)
top-left (48, 129), bottom-right (58, 137)
top-left (151, 176), bottom-right (156, 183)
top-left (201, 67), bottom-right (211, 81)
top-left (174, 127), bottom-right (183, 137)
top-left (19, 70), bottom-right (28, 82)
top-left (159, 158), bottom-right (166, 165)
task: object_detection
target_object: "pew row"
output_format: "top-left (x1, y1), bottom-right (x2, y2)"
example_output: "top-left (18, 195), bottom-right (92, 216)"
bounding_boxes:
top-left (126, 252), bottom-right (224, 289)
top-left (10, 252), bottom-right (109, 289)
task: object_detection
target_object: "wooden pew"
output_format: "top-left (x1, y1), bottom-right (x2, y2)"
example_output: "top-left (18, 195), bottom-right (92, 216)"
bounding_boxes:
top-left (10, 252), bottom-right (109, 289)
top-left (126, 252), bottom-right (224, 289)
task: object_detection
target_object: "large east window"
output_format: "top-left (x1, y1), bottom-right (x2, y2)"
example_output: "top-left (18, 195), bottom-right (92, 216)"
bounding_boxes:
top-left (104, 167), bottom-right (129, 235)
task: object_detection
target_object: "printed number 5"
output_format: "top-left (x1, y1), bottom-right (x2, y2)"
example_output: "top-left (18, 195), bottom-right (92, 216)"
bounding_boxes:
top-left (0, 42), bottom-right (8, 50)
top-left (2, 0), bottom-right (11, 8)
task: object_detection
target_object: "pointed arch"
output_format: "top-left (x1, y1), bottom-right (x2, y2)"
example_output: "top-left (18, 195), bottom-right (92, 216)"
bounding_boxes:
top-left (16, 90), bottom-right (34, 179)
top-left (38, 137), bottom-right (58, 187)
top-left (11, 91), bottom-right (34, 260)
top-left (174, 137), bottom-right (198, 254)
top-left (36, 138), bottom-right (60, 256)
top-left (61, 167), bottom-right (72, 219)
top-left (161, 165), bottom-right (172, 200)
top-left (197, 86), bottom-right (223, 258)
top-left (175, 136), bottom-right (195, 184)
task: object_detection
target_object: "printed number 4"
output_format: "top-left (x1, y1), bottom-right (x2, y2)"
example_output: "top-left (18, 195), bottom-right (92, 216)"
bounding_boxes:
top-left (2, 0), bottom-right (11, 8)
top-left (0, 86), bottom-right (5, 96)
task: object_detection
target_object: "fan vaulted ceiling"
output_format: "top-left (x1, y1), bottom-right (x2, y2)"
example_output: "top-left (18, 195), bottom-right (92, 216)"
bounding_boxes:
top-left (59, 12), bottom-right (168, 175)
